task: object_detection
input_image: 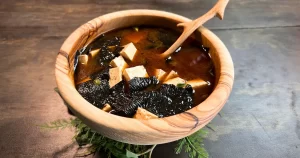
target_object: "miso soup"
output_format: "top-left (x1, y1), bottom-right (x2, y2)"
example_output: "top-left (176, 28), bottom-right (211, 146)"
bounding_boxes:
top-left (75, 26), bottom-right (215, 118)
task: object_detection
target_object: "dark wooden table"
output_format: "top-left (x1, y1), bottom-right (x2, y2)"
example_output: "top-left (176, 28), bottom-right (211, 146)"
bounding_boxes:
top-left (1, 0), bottom-right (300, 157)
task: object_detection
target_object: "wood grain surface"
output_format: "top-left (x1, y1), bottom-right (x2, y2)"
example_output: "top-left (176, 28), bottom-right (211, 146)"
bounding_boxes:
top-left (0, 0), bottom-right (300, 157)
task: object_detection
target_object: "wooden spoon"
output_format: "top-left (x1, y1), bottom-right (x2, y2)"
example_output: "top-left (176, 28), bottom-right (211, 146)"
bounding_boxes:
top-left (161, 0), bottom-right (229, 58)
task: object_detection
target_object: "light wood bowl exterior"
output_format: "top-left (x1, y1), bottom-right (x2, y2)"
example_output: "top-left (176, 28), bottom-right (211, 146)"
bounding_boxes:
top-left (55, 10), bottom-right (234, 145)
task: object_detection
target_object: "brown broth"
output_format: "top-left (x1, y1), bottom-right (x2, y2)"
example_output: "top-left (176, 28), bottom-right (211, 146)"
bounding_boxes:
top-left (75, 26), bottom-right (215, 105)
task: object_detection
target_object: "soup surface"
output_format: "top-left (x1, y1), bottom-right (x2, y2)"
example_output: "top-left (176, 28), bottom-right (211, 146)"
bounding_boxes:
top-left (75, 26), bottom-right (215, 118)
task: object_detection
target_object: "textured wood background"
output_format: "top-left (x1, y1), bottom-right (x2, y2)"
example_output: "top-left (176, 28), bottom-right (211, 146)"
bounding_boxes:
top-left (0, 0), bottom-right (300, 157)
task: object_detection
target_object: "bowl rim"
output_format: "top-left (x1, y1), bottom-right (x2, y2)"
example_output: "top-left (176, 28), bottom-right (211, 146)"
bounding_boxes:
top-left (55, 9), bottom-right (234, 144)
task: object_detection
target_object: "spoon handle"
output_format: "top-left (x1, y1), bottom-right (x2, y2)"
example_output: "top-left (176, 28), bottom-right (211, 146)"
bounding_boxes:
top-left (161, 0), bottom-right (229, 58)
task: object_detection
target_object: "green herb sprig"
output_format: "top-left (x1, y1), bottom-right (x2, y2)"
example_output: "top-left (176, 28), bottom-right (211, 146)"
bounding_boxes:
top-left (40, 118), bottom-right (208, 158)
top-left (175, 130), bottom-right (209, 158)
top-left (41, 118), bottom-right (154, 158)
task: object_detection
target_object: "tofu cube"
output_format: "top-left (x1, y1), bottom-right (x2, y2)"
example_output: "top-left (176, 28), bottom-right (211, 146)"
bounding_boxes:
top-left (120, 43), bottom-right (137, 61)
top-left (134, 107), bottom-right (158, 120)
top-left (154, 69), bottom-right (167, 81)
top-left (186, 79), bottom-right (208, 89)
top-left (110, 56), bottom-right (128, 71)
top-left (109, 67), bottom-right (122, 88)
top-left (89, 48), bottom-right (100, 58)
top-left (163, 77), bottom-right (186, 86)
top-left (123, 65), bottom-right (148, 81)
top-left (102, 104), bottom-right (112, 112)
top-left (78, 54), bottom-right (88, 65)
top-left (164, 70), bottom-right (179, 81)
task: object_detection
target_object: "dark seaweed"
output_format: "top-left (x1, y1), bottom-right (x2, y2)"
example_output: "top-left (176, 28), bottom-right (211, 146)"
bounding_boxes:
top-left (92, 34), bottom-right (105, 47)
top-left (131, 91), bottom-right (172, 118)
top-left (129, 76), bottom-right (159, 91)
top-left (130, 84), bottom-right (194, 117)
top-left (105, 93), bottom-right (135, 116)
top-left (146, 31), bottom-right (160, 44)
top-left (76, 68), bottom-right (110, 109)
top-left (154, 84), bottom-right (193, 117)
top-left (73, 35), bottom-right (122, 72)
top-left (157, 29), bottom-right (177, 47)
top-left (77, 72), bottom-right (194, 117)
top-left (96, 37), bottom-right (122, 66)
top-left (146, 29), bottom-right (177, 48)
top-left (110, 80), bottom-right (126, 94)
top-left (184, 84), bottom-right (195, 94)
top-left (103, 81), bottom-right (137, 116)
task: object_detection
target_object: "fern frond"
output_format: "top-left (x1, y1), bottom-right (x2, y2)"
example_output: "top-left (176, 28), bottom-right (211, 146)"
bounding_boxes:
top-left (39, 119), bottom-right (75, 130)
top-left (175, 138), bottom-right (186, 154)
top-left (42, 117), bottom-right (217, 158)
top-left (175, 128), bottom-right (209, 158)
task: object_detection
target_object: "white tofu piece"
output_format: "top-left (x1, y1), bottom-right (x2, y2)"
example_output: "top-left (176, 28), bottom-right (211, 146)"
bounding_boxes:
top-left (109, 67), bottom-right (122, 88)
top-left (134, 107), bottom-right (158, 120)
top-left (89, 48), bottom-right (100, 58)
top-left (123, 65), bottom-right (148, 81)
top-left (120, 43), bottom-right (137, 61)
top-left (102, 104), bottom-right (112, 112)
top-left (78, 54), bottom-right (88, 65)
top-left (187, 79), bottom-right (208, 89)
top-left (154, 69), bottom-right (167, 81)
top-left (164, 70), bottom-right (179, 81)
top-left (163, 77), bottom-right (186, 86)
top-left (110, 56), bottom-right (128, 71)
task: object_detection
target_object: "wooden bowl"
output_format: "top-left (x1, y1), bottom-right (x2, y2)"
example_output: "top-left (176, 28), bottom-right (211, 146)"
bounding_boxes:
top-left (55, 10), bottom-right (234, 145)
